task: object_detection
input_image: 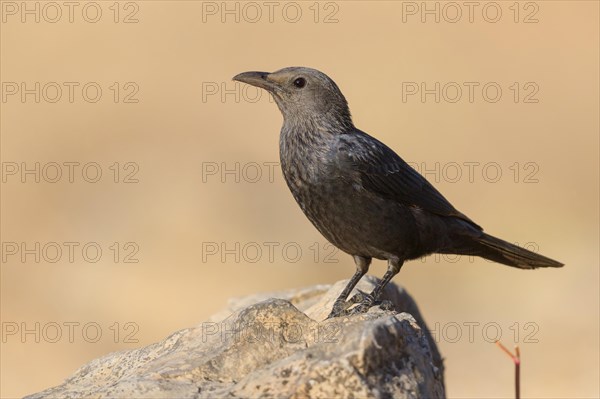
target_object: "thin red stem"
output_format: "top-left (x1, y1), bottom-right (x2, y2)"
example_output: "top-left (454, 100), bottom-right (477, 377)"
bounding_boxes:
top-left (495, 341), bottom-right (521, 399)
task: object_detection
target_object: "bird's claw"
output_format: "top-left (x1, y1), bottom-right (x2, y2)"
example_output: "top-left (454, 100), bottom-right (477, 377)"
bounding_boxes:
top-left (326, 298), bottom-right (354, 319)
top-left (345, 290), bottom-right (375, 315)
top-left (347, 302), bottom-right (372, 315)
top-left (348, 289), bottom-right (374, 305)
top-left (347, 297), bottom-right (395, 315)
top-left (326, 290), bottom-right (375, 317)
top-left (327, 291), bottom-right (396, 318)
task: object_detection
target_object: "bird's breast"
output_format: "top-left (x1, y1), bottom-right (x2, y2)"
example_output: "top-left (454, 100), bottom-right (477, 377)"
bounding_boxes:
top-left (278, 127), bottom-right (420, 259)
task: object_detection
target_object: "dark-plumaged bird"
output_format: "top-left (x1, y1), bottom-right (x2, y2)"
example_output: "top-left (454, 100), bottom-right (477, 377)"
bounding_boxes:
top-left (233, 67), bottom-right (563, 318)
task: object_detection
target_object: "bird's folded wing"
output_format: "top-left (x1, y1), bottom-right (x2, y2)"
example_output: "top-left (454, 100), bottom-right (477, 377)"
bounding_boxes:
top-left (335, 131), bottom-right (481, 229)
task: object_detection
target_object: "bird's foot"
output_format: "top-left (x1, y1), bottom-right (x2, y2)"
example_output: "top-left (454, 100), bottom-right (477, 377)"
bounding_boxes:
top-left (346, 292), bottom-right (395, 315)
top-left (326, 290), bottom-right (372, 318)
top-left (345, 290), bottom-right (376, 315)
top-left (326, 298), bottom-right (355, 319)
top-left (327, 290), bottom-right (395, 318)
top-left (347, 289), bottom-right (374, 306)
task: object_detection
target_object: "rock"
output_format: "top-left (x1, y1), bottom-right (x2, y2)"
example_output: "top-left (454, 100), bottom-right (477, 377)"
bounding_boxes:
top-left (26, 276), bottom-right (445, 399)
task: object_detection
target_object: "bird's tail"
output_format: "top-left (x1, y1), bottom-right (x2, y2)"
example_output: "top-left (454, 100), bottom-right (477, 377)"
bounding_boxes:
top-left (462, 233), bottom-right (564, 269)
top-left (444, 232), bottom-right (564, 269)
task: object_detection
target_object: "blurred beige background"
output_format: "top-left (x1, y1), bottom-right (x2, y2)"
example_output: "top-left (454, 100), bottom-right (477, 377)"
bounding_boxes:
top-left (1, 1), bottom-right (598, 398)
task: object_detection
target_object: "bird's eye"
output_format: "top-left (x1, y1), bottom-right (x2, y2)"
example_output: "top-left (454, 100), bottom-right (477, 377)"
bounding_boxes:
top-left (293, 77), bottom-right (306, 88)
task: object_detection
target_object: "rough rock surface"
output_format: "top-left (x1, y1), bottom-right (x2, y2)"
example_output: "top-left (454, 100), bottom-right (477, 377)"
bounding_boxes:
top-left (26, 276), bottom-right (445, 398)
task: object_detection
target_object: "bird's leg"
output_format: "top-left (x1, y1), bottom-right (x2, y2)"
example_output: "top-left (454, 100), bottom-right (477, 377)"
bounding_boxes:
top-left (326, 255), bottom-right (371, 319)
top-left (349, 258), bottom-right (404, 315)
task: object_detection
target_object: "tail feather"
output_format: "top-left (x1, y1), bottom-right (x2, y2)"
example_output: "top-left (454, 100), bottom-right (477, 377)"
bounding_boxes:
top-left (470, 233), bottom-right (563, 269)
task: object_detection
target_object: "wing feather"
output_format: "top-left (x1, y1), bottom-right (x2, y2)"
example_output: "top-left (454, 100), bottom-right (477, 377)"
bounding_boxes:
top-left (335, 129), bottom-right (481, 229)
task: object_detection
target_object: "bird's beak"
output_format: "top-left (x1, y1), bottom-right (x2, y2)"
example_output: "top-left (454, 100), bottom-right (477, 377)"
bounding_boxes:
top-left (232, 71), bottom-right (277, 92)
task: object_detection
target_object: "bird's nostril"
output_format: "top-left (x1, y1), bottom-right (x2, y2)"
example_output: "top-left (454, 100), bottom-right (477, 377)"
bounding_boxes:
top-left (260, 73), bottom-right (268, 80)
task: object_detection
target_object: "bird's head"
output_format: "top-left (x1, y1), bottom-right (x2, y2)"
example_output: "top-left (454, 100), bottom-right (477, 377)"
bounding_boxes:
top-left (233, 67), bottom-right (353, 131)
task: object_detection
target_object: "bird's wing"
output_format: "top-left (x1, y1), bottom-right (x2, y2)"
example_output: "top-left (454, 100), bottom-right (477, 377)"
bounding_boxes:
top-left (334, 130), bottom-right (481, 229)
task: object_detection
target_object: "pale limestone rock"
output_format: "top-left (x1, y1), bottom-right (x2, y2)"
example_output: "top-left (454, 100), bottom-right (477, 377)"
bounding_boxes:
top-left (26, 276), bottom-right (445, 399)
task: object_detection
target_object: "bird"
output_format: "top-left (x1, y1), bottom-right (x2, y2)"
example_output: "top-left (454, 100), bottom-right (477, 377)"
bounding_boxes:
top-left (233, 67), bottom-right (563, 318)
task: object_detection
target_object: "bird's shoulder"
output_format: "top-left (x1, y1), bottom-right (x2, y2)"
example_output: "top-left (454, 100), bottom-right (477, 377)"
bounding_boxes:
top-left (331, 129), bottom-right (404, 172)
top-left (331, 128), bottom-right (481, 229)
